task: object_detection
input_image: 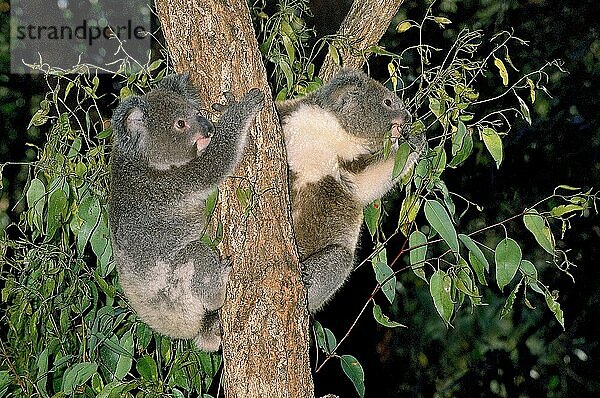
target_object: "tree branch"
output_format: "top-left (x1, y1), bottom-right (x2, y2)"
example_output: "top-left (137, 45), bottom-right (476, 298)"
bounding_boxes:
top-left (155, 1), bottom-right (313, 397)
top-left (319, 0), bottom-right (405, 81)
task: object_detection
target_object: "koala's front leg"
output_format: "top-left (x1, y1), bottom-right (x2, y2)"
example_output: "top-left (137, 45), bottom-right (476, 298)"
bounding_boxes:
top-left (201, 89), bottom-right (265, 178)
top-left (350, 151), bottom-right (420, 205)
top-left (169, 89), bottom-right (265, 190)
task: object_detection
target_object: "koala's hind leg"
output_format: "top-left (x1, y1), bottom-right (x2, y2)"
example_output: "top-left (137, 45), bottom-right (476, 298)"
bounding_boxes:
top-left (301, 244), bottom-right (354, 312)
top-left (174, 240), bottom-right (231, 311)
top-left (172, 240), bottom-right (230, 351)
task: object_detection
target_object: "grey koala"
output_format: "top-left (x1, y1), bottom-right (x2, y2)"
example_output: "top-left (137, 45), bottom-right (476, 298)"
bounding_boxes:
top-left (108, 73), bottom-right (264, 351)
top-left (277, 69), bottom-right (425, 312)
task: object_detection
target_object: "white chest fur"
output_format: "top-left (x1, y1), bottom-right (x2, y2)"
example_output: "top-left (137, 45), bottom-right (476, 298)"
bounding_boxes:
top-left (282, 104), bottom-right (371, 189)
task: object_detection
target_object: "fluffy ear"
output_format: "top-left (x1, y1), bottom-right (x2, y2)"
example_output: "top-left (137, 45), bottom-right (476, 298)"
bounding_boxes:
top-left (155, 72), bottom-right (202, 107)
top-left (314, 69), bottom-right (366, 108)
top-left (111, 96), bottom-right (148, 156)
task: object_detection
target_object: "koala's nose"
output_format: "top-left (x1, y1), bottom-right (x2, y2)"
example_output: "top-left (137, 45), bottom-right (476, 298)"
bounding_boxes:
top-left (198, 115), bottom-right (215, 137)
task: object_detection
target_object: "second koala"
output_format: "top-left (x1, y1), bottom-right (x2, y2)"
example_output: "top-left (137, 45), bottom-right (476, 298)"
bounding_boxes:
top-left (109, 74), bottom-right (264, 351)
top-left (277, 69), bottom-right (425, 312)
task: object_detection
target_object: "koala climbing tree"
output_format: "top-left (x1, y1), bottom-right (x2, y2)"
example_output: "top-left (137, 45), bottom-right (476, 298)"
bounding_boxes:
top-left (279, 69), bottom-right (425, 312)
top-left (108, 74), bottom-right (264, 352)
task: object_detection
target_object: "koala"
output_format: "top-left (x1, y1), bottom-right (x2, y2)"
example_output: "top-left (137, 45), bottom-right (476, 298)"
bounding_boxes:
top-left (277, 69), bottom-right (426, 312)
top-left (108, 73), bottom-right (264, 351)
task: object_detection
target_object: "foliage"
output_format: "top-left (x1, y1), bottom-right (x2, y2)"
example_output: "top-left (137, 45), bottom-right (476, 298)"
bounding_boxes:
top-left (1, 1), bottom-right (598, 397)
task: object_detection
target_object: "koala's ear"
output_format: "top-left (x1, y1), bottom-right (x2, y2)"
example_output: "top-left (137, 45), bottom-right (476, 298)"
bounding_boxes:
top-left (156, 72), bottom-right (201, 107)
top-left (318, 69), bottom-right (365, 108)
top-left (111, 96), bottom-right (148, 156)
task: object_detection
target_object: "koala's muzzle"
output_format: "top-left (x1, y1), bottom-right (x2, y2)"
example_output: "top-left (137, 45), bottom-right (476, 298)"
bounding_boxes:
top-left (198, 115), bottom-right (215, 138)
top-left (390, 109), bottom-right (411, 138)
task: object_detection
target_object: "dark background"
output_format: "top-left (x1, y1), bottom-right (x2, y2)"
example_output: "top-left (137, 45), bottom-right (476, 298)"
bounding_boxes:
top-left (1, 0), bottom-right (599, 397)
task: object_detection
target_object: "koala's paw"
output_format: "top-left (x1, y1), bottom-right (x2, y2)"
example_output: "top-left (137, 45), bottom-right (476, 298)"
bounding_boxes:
top-left (241, 88), bottom-right (265, 111)
top-left (210, 91), bottom-right (237, 113)
top-left (194, 311), bottom-right (222, 352)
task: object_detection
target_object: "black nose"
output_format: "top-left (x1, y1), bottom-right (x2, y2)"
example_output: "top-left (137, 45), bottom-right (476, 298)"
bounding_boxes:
top-left (198, 115), bottom-right (215, 137)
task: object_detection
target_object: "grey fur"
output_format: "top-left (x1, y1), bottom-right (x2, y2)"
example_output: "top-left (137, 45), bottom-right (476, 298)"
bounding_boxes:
top-left (278, 69), bottom-right (426, 312)
top-left (108, 74), bottom-right (264, 351)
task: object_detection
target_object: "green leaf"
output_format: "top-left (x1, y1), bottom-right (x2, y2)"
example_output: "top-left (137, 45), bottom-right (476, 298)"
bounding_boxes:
top-left (340, 355), bottom-right (365, 398)
top-left (62, 362), bottom-right (98, 394)
top-left (434, 16), bottom-right (452, 25)
top-left (372, 246), bottom-right (395, 304)
top-left (398, 192), bottom-right (421, 236)
top-left (26, 178), bottom-right (46, 232)
top-left (114, 331), bottom-right (134, 381)
top-left (282, 34), bottom-right (295, 65)
top-left (393, 142), bottom-right (412, 179)
top-left (314, 321), bottom-right (337, 354)
top-left (449, 121), bottom-right (473, 167)
top-left (520, 260), bottom-right (543, 294)
top-left (550, 204), bottom-right (585, 217)
top-left (408, 230), bottom-right (427, 281)
top-left (77, 195), bottom-right (101, 254)
top-left (516, 93), bottom-right (532, 124)
top-left (204, 189), bottom-right (219, 219)
top-left (90, 212), bottom-right (113, 276)
top-left (495, 238), bottom-right (522, 291)
top-left (328, 44), bottom-right (340, 66)
top-left (523, 210), bottom-right (555, 254)
top-left (500, 278), bottom-right (522, 319)
top-left (494, 57), bottom-right (509, 86)
top-left (235, 187), bottom-right (253, 213)
top-left (279, 60), bottom-right (294, 92)
top-left (136, 355), bottom-right (158, 381)
top-left (363, 199), bottom-right (381, 238)
top-left (545, 291), bottom-right (565, 330)
top-left (46, 185), bottom-right (69, 241)
top-left (136, 323), bottom-right (153, 350)
top-left (36, 348), bottom-right (49, 396)
top-left (430, 270), bottom-right (453, 326)
top-left (429, 97), bottom-right (443, 119)
top-left (481, 127), bottom-right (503, 169)
top-left (373, 303), bottom-right (406, 328)
top-left (458, 234), bottom-right (489, 285)
top-left (424, 200), bottom-right (459, 253)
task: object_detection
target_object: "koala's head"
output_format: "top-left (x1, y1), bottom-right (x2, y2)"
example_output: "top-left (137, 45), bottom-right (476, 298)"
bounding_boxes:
top-left (111, 73), bottom-right (214, 169)
top-left (310, 69), bottom-right (423, 152)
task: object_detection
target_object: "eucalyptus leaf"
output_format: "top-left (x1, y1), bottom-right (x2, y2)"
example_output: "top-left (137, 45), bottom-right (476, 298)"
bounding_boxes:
top-left (409, 230), bottom-right (428, 281)
top-left (430, 270), bottom-right (453, 326)
top-left (340, 355), bottom-right (365, 398)
top-left (481, 127), bottom-right (503, 169)
top-left (373, 303), bottom-right (406, 328)
top-left (424, 200), bottom-right (459, 253)
top-left (523, 210), bottom-right (555, 254)
top-left (495, 238), bottom-right (522, 291)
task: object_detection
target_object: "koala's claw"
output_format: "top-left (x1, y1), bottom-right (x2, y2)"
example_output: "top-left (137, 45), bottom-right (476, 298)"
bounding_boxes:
top-left (211, 91), bottom-right (237, 113)
top-left (243, 88), bottom-right (265, 107)
top-left (224, 91), bottom-right (236, 103)
top-left (211, 103), bottom-right (226, 113)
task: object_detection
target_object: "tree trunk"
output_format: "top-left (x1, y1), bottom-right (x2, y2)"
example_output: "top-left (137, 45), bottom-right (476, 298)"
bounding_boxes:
top-left (155, 2), bottom-right (314, 397)
top-left (319, 0), bottom-right (405, 81)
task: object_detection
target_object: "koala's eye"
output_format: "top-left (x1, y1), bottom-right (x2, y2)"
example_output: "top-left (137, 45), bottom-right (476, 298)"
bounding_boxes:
top-left (383, 98), bottom-right (393, 109)
top-left (176, 119), bottom-right (186, 129)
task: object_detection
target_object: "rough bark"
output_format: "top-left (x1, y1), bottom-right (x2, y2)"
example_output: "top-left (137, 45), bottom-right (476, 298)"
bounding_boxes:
top-left (319, 0), bottom-right (405, 81)
top-left (155, 1), bottom-right (314, 397)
